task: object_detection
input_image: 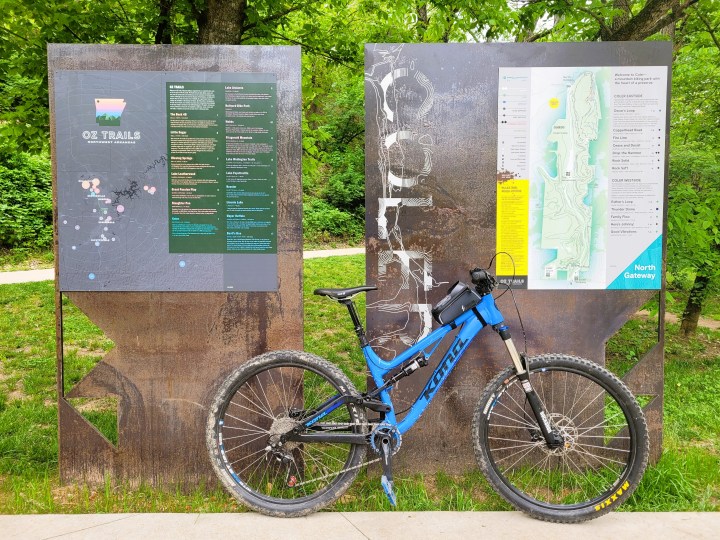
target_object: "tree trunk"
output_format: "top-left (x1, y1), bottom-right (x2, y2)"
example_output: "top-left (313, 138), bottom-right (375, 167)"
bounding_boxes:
top-left (610, 0), bottom-right (633, 35)
top-left (416, 4), bottom-right (429, 41)
top-left (155, 0), bottom-right (174, 44)
top-left (680, 273), bottom-right (710, 336)
top-left (197, 0), bottom-right (248, 45)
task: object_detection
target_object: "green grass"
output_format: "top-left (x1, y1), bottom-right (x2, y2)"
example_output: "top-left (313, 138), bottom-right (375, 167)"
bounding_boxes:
top-left (0, 248), bottom-right (54, 272)
top-left (0, 242), bottom-right (363, 273)
top-left (642, 284), bottom-right (720, 322)
top-left (1, 254), bottom-right (719, 513)
top-left (304, 256), bottom-right (369, 389)
top-left (606, 316), bottom-right (662, 377)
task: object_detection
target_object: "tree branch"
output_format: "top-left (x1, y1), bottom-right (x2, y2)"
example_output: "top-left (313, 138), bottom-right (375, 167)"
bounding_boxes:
top-left (697, 10), bottom-right (720, 52)
top-left (441, 9), bottom-right (459, 43)
top-left (265, 29), bottom-right (353, 66)
top-left (558, 0), bottom-right (614, 39)
top-left (606, 0), bottom-right (699, 41)
top-left (106, 7), bottom-right (129, 29)
top-left (0, 26), bottom-right (30, 42)
top-left (526, 28), bottom-right (553, 42)
top-left (62, 24), bottom-right (83, 42)
top-left (115, 0), bottom-right (132, 25)
top-left (155, 0), bottom-right (174, 44)
top-left (241, 4), bottom-right (305, 34)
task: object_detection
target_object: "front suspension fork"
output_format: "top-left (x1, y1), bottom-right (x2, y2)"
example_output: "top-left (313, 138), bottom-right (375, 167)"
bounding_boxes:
top-left (495, 325), bottom-right (563, 449)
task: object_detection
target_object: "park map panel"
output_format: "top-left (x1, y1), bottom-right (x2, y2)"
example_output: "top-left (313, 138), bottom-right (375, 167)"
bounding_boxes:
top-left (496, 66), bottom-right (667, 290)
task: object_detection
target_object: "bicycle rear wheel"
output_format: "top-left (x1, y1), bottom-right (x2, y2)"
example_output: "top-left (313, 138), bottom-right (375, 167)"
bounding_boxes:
top-left (206, 350), bottom-right (367, 517)
top-left (472, 354), bottom-right (649, 523)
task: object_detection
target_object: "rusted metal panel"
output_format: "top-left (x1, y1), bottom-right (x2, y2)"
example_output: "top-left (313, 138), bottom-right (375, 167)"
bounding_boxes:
top-left (49, 44), bottom-right (302, 486)
top-left (365, 43), bottom-right (667, 472)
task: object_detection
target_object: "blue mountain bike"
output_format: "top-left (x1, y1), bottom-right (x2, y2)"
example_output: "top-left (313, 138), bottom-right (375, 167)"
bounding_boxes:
top-left (206, 267), bottom-right (649, 523)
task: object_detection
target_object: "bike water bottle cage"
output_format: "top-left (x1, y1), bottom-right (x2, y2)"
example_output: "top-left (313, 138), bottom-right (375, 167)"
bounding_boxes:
top-left (313, 285), bottom-right (377, 301)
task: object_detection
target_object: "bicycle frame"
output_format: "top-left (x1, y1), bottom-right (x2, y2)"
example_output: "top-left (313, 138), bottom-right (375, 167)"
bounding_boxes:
top-left (298, 292), bottom-right (507, 437)
top-left (364, 292), bottom-right (505, 434)
top-left (211, 272), bottom-right (649, 519)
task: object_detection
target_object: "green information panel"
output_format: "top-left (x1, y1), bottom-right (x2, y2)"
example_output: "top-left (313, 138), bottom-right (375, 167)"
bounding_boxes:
top-left (166, 78), bottom-right (277, 254)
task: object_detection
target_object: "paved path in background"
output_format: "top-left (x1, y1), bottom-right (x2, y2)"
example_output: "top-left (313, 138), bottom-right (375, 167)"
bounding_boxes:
top-left (0, 267), bottom-right (54, 284)
top-left (3, 248), bottom-right (719, 331)
top-left (636, 309), bottom-right (720, 331)
top-left (1, 511), bottom-right (718, 540)
top-left (0, 248), bottom-right (365, 286)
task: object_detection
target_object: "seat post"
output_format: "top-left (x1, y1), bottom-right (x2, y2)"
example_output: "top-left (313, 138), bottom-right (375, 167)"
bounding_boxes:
top-left (340, 299), bottom-right (369, 347)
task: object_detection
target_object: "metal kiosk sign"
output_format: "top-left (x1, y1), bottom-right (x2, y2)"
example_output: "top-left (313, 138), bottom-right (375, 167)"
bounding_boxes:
top-left (364, 42), bottom-right (670, 471)
top-left (49, 44), bottom-right (302, 486)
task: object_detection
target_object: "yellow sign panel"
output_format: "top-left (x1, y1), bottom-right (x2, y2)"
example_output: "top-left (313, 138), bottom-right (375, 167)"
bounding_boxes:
top-left (496, 179), bottom-right (529, 279)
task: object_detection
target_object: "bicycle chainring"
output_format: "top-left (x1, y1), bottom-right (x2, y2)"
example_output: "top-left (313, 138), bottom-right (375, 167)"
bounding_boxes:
top-left (369, 422), bottom-right (402, 455)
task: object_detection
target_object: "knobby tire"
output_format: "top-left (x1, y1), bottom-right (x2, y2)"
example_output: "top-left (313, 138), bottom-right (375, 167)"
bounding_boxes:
top-left (472, 354), bottom-right (649, 523)
top-left (206, 351), bottom-right (367, 517)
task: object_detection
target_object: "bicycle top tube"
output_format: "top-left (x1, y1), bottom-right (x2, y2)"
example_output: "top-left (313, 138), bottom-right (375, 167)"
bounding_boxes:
top-left (363, 292), bottom-right (505, 434)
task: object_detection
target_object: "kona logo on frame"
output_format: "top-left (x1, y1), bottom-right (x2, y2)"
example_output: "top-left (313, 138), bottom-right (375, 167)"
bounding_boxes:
top-left (422, 338), bottom-right (467, 400)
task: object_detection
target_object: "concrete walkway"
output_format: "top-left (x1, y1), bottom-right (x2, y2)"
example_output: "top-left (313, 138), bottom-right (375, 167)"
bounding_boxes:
top-left (1, 511), bottom-right (718, 540)
top-left (0, 267), bottom-right (54, 284)
top-left (0, 248), bottom-right (365, 285)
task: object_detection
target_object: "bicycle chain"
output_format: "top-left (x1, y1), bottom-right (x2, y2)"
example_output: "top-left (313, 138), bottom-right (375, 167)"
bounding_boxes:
top-left (292, 456), bottom-right (381, 487)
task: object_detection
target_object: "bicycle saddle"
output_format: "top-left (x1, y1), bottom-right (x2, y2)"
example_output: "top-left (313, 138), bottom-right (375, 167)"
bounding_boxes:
top-left (313, 285), bottom-right (377, 300)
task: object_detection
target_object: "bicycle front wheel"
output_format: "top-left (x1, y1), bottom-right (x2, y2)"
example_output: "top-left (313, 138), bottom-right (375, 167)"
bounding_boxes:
top-left (472, 354), bottom-right (649, 523)
top-left (206, 350), bottom-right (367, 517)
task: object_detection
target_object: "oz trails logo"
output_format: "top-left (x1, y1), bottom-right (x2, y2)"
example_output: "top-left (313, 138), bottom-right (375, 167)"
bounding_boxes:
top-left (95, 98), bottom-right (126, 126)
top-left (83, 98), bottom-right (141, 144)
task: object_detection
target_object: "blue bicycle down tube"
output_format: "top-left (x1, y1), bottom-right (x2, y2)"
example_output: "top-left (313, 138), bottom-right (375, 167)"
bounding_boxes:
top-left (396, 314), bottom-right (484, 434)
top-left (360, 293), bottom-right (505, 434)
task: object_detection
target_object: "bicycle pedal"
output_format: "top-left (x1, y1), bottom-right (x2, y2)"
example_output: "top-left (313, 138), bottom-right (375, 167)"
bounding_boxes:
top-left (380, 475), bottom-right (397, 506)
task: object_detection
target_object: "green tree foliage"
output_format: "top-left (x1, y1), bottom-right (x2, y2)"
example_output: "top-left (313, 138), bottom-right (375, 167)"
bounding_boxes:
top-left (0, 0), bottom-right (718, 252)
top-left (0, 152), bottom-right (52, 249)
top-left (672, 2), bottom-right (720, 148)
top-left (515, 0), bottom-right (698, 42)
top-left (667, 147), bottom-right (720, 334)
top-left (665, 0), bottom-right (720, 333)
top-left (0, 0), bottom-right (171, 153)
